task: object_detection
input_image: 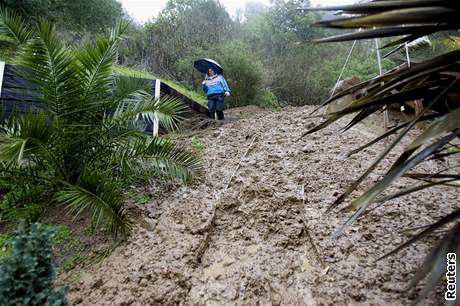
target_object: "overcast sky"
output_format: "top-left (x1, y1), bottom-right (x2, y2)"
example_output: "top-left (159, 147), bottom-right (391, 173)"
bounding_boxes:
top-left (119, 0), bottom-right (355, 23)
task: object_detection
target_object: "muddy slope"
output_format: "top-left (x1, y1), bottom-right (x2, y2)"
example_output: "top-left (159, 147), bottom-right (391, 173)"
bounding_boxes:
top-left (66, 106), bottom-right (458, 305)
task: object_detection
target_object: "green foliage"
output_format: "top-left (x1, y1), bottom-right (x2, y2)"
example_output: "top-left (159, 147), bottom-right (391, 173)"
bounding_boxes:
top-left (0, 0), bottom-right (51, 21)
top-left (191, 136), bottom-right (205, 153)
top-left (342, 52), bottom-right (395, 81)
top-left (0, 222), bottom-right (69, 306)
top-left (116, 0), bottom-right (396, 106)
top-left (52, 224), bottom-right (72, 245)
top-left (0, 6), bottom-right (34, 61)
top-left (0, 234), bottom-right (11, 257)
top-left (0, 0), bottom-right (123, 33)
top-left (0, 11), bottom-right (201, 236)
top-left (55, 0), bottom-right (123, 33)
top-left (143, 0), bottom-right (235, 77)
top-left (268, 0), bottom-right (320, 41)
top-left (125, 189), bottom-right (152, 206)
top-left (62, 253), bottom-right (84, 272)
top-left (240, 2), bottom-right (339, 105)
top-left (0, 174), bottom-right (47, 222)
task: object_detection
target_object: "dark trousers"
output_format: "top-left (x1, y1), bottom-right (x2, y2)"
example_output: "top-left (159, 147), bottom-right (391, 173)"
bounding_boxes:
top-left (207, 94), bottom-right (225, 120)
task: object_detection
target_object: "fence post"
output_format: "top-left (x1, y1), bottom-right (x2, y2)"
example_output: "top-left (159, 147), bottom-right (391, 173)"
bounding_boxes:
top-left (0, 62), bottom-right (5, 97)
top-left (153, 79), bottom-right (161, 137)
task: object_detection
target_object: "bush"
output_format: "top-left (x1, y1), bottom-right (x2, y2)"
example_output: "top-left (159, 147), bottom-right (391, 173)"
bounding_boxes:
top-left (0, 222), bottom-right (69, 306)
top-left (176, 41), bottom-right (279, 108)
top-left (0, 176), bottom-right (47, 222)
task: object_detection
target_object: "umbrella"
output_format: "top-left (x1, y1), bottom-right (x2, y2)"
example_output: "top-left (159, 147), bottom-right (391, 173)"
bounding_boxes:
top-left (193, 58), bottom-right (223, 75)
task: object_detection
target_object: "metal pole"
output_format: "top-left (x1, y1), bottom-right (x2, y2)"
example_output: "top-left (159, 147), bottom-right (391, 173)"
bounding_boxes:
top-left (330, 39), bottom-right (358, 98)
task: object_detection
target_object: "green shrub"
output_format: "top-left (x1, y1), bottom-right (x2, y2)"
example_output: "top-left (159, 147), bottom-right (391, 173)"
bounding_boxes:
top-left (0, 222), bottom-right (69, 306)
top-left (0, 178), bottom-right (47, 222)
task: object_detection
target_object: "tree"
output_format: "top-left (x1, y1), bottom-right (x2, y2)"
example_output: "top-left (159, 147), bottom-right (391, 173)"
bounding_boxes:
top-left (143, 0), bottom-right (235, 77)
top-left (240, 0), bottom-right (337, 105)
top-left (244, 1), bottom-right (266, 19)
top-left (0, 0), bottom-right (124, 33)
top-left (0, 0), bottom-right (51, 20)
top-left (53, 0), bottom-right (124, 32)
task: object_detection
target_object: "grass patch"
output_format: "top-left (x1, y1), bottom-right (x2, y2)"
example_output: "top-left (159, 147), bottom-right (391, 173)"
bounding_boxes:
top-left (124, 187), bottom-right (153, 206)
top-left (53, 224), bottom-right (72, 244)
top-left (113, 65), bottom-right (208, 108)
top-left (0, 234), bottom-right (11, 257)
top-left (191, 136), bottom-right (206, 153)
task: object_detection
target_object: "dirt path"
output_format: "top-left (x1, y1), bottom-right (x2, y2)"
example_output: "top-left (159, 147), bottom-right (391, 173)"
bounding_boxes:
top-left (66, 106), bottom-right (458, 305)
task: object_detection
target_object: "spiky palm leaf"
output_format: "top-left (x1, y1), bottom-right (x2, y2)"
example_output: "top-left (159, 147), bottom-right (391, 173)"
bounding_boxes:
top-left (54, 171), bottom-right (132, 238)
top-left (113, 93), bottom-right (188, 131)
top-left (0, 7), bottom-right (33, 53)
top-left (75, 20), bottom-right (129, 107)
top-left (305, 1), bottom-right (460, 44)
top-left (0, 111), bottom-right (58, 170)
top-left (17, 20), bottom-right (79, 121)
top-left (111, 137), bottom-right (202, 184)
top-left (303, 1), bottom-right (460, 302)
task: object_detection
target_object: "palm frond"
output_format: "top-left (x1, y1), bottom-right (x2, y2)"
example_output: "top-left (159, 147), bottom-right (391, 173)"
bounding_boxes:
top-left (313, 25), bottom-right (448, 44)
top-left (54, 171), bottom-right (132, 237)
top-left (114, 93), bottom-right (187, 132)
top-left (112, 75), bottom-right (151, 104)
top-left (144, 137), bottom-right (202, 183)
top-left (389, 108), bottom-right (460, 172)
top-left (0, 7), bottom-right (33, 48)
top-left (379, 215), bottom-right (460, 303)
top-left (305, 1), bottom-right (460, 47)
top-left (344, 114), bottom-right (439, 158)
top-left (75, 20), bottom-right (129, 105)
top-left (1, 16), bottom-right (197, 240)
top-left (377, 178), bottom-right (459, 204)
top-left (334, 126), bottom-right (460, 238)
top-left (17, 19), bottom-right (79, 120)
top-left (0, 112), bottom-right (56, 168)
top-left (112, 137), bottom-right (202, 184)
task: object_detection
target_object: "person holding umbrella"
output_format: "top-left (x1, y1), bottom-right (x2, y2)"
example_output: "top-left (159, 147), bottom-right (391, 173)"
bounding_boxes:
top-left (194, 58), bottom-right (231, 120)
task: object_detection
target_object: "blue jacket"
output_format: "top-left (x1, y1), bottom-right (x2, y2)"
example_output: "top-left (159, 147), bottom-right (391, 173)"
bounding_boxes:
top-left (202, 74), bottom-right (231, 96)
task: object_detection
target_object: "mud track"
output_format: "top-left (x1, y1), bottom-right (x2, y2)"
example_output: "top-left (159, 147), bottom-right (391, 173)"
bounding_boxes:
top-left (67, 106), bottom-right (458, 305)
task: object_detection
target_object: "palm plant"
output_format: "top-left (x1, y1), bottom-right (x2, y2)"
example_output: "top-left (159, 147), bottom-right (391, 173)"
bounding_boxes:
top-left (0, 9), bottom-right (201, 237)
top-left (302, 1), bottom-right (460, 303)
top-left (0, 7), bottom-right (33, 59)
